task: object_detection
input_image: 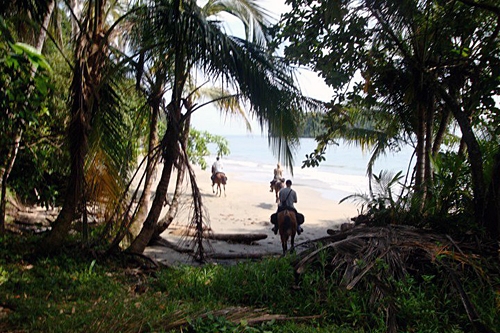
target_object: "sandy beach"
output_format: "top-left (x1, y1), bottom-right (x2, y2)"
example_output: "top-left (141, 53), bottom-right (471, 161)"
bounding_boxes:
top-left (144, 164), bottom-right (360, 266)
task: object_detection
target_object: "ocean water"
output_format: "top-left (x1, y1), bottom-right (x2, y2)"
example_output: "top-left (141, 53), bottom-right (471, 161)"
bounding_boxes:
top-left (207, 135), bottom-right (415, 202)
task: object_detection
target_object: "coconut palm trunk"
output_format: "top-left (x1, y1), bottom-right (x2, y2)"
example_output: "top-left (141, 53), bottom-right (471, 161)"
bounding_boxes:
top-left (153, 107), bottom-right (192, 241)
top-left (43, 0), bottom-right (108, 252)
top-left (128, 96), bottom-right (161, 237)
top-left (128, 111), bottom-right (181, 253)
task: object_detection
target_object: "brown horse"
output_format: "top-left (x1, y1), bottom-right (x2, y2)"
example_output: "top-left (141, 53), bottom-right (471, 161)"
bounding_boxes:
top-left (272, 180), bottom-right (284, 203)
top-left (277, 209), bottom-right (297, 255)
top-left (212, 172), bottom-right (227, 197)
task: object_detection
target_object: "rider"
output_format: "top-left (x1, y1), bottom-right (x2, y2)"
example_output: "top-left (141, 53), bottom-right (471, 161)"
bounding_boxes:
top-left (211, 157), bottom-right (226, 182)
top-left (269, 163), bottom-right (284, 192)
top-left (271, 179), bottom-right (304, 235)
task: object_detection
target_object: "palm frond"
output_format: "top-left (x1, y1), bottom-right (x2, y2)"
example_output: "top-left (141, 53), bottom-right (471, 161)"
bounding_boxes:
top-left (293, 225), bottom-right (497, 333)
top-left (133, 0), bottom-right (321, 170)
top-left (201, 0), bottom-right (273, 46)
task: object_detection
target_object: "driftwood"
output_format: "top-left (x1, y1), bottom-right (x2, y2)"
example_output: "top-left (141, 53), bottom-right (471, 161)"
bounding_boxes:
top-left (208, 233), bottom-right (267, 244)
top-left (208, 252), bottom-right (267, 260)
top-left (169, 228), bottom-right (267, 244)
top-left (149, 237), bottom-right (193, 253)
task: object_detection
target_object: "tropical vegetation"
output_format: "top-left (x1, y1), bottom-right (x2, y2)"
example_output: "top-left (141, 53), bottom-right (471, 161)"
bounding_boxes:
top-left (277, 0), bottom-right (500, 238)
top-left (1, 237), bottom-right (498, 332)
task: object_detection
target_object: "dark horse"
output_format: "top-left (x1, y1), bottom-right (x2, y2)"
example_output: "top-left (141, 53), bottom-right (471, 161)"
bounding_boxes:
top-left (277, 209), bottom-right (297, 255)
top-left (271, 179), bottom-right (284, 203)
top-left (212, 172), bottom-right (227, 197)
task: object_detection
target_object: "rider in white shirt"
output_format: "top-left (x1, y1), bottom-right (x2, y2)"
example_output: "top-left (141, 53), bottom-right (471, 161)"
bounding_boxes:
top-left (211, 157), bottom-right (226, 182)
top-left (212, 157), bottom-right (223, 174)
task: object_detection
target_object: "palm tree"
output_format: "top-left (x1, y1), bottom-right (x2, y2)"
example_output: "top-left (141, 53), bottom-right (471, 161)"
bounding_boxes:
top-left (42, 0), bottom-right (135, 251)
top-left (126, 0), bottom-right (313, 254)
top-left (123, 0), bottom-right (272, 243)
top-left (153, 90), bottom-right (239, 241)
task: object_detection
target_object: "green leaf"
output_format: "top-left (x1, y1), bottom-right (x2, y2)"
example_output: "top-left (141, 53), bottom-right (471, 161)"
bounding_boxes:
top-left (11, 42), bottom-right (52, 72)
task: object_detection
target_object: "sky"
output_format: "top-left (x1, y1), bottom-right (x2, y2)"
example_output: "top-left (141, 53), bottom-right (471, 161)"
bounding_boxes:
top-left (190, 0), bottom-right (335, 136)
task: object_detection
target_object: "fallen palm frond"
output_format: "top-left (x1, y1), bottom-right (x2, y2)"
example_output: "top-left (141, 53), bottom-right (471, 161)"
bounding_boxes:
top-left (163, 306), bottom-right (322, 331)
top-left (292, 225), bottom-right (498, 333)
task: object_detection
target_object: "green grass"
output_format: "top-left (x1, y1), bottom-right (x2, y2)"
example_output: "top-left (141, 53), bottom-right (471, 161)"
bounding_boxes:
top-left (0, 234), bottom-right (499, 332)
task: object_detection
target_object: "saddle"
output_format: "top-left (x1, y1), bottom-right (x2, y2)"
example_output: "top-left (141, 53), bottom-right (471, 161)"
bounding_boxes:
top-left (212, 172), bottom-right (227, 184)
top-left (270, 208), bottom-right (304, 225)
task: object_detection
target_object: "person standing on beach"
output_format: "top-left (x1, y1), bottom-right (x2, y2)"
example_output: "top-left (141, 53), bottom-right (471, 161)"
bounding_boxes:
top-left (269, 163), bottom-right (284, 192)
top-left (271, 179), bottom-right (304, 235)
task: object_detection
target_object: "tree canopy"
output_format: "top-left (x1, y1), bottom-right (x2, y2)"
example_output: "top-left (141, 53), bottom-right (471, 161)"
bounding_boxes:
top-left (276, 0), bottom-right (500, 239)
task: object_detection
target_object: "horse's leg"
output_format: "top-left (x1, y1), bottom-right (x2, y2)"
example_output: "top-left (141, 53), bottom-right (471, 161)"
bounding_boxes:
top-left (290, 215), bottom-right (297, 253)
top-left (223, 184), bottom-right (226, 196)
top-left (281, 235), bottom-right (287, 255)
top-left (281, 213), bottom-right (291, 255)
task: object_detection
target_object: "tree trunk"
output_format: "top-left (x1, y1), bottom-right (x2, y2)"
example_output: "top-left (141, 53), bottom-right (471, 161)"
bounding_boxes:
top-left (128, 2), bottom-right (187, 253)
top-left (153, 113), bottom-right (192, 241)
top-left (414, 103), bottom-right (426, 207)
top-left (41, 167), bottom-right (82, 252)
top-left (484, 151), bottom-right (500, 242)
top-left (423, 101), bottom-right (434, 206)
top-left (437, 83), bottom-right (486, 227)
top-left (127, 120), bottom-right (180, 254)
top-left (450, 106), bottom-right (486, 225)
top-left (43, 0), bottom-right (107, 252)
top-left (129, 99), bottom-right (160, 237)
top-left (153, 162), bottom-right (185, 240)
top-left (432, 109), bottom-right (450, 156)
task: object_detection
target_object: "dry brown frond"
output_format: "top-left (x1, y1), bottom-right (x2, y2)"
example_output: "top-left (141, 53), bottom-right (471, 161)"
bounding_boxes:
top-left (292, 225), bottom-right (498, 333)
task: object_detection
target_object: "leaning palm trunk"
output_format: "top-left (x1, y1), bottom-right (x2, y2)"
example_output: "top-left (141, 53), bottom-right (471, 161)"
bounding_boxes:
top-left (153, 156), bottom-right (185, 241)
top-left (153, 111), bottom-right (192, 241)
top-left (127, 116), bottom-right (181, 253)
top-left (128, 100), bottom-right (160, 237)
top-left (127, 0), bottom-right (188, 253)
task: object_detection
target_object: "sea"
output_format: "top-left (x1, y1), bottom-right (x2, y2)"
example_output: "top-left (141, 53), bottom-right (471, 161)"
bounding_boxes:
top-left (207, 135), bottom-right (415, 202)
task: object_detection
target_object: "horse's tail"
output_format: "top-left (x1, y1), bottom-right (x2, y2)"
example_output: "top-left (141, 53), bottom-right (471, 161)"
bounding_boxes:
top-left (283, 214), bottom-right (292, 235)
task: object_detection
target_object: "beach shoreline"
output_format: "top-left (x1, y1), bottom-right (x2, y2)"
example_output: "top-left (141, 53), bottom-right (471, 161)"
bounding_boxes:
top-left (144, 163), bottom-right (360, 266)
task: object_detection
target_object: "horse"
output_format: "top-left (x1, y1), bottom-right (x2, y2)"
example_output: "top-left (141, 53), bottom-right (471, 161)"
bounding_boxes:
top-left (277, 209), bottom-right (297, 255)
top-left (272, 179), bottom-right (284, 203)
top-left (212, 172), bottom-right (227, 197)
